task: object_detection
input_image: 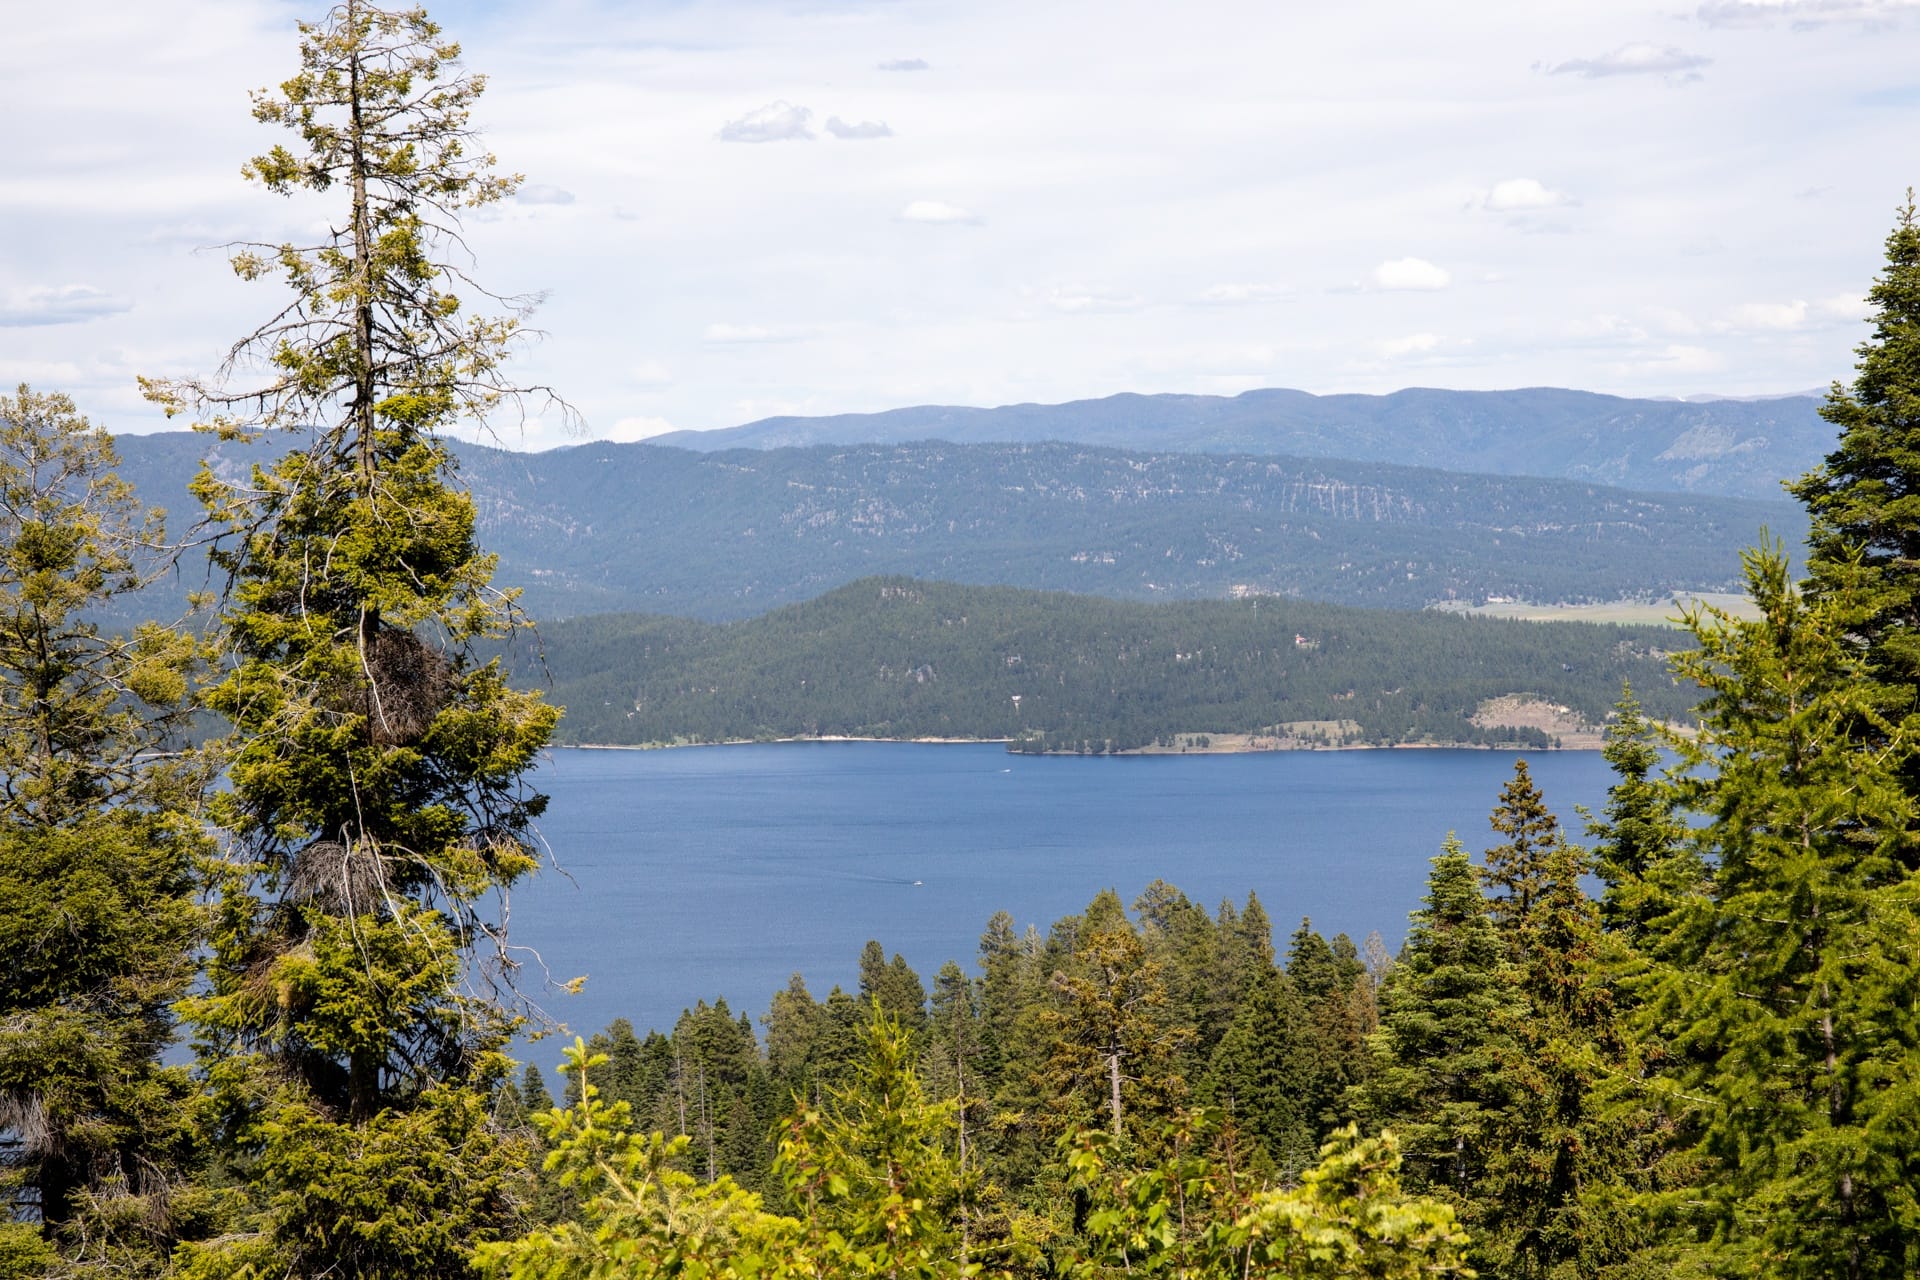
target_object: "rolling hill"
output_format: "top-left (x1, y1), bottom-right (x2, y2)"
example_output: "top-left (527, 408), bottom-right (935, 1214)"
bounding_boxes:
top-left (505, 577), bottom-right (1702, 752)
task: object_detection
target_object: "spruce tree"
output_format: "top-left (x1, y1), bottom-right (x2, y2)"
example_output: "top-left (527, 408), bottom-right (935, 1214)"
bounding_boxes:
top-left (1200, 966), bottom-right (1318, 1179)
top-left (1790, 191), bottom-right (1920, 746)
top-left (1482, 837), bottom-right (1653, 1279)
top-left (143, 5), bottom-right (561, 1275)
top-left (1588, 686), bottom-right (1693, 949)
top-left (763, 974), bottom-right (826, 1085)
top-left (0, 387), bottom-right (208, 1273)
top-left (857, 940), bottom-right (929, 1038)
top-left (1648, 544), bottom-right (1920, 1278)
top-left (1483, 758), bottom-right (1562, 940)
top-left (1352, 837), bottom-right (1522, 1231)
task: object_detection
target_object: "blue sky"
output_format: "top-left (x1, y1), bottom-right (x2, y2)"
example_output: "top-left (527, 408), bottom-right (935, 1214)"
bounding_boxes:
top-left (6, 0), bottom-right (1919, 448)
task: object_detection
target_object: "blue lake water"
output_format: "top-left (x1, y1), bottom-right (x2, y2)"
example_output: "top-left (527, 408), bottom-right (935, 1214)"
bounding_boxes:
top-left (506, 742), bottom-right (1618, 1045)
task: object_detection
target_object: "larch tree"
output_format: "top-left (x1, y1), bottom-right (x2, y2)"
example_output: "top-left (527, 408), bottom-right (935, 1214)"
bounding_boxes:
top-left (0, 387), bottom-right (208, 1277)
top-left (139, 4), bottom-right (562, 1276)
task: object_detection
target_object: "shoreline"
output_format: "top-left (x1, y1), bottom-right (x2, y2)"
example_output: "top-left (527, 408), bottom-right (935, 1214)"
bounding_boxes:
top-left (560, 735), bottom-right (1605, 755)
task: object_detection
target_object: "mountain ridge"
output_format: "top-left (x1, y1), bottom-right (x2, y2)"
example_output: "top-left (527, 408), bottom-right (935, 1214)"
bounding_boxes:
top-left (648, 385), bottom-right (1832, 500)
top-left (105, 432), bottom-right (1795, 624)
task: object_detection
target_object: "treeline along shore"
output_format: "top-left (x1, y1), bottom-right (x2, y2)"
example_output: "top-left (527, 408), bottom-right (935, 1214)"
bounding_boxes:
top-left (503, 576), bottom-right (1697, 752)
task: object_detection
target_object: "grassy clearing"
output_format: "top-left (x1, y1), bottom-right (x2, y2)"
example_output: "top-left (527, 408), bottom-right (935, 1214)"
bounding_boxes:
top-left (1458, 592), bottom-right (1759, 627)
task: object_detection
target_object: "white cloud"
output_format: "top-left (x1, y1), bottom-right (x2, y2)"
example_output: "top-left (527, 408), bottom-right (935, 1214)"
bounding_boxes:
top-left (1042, 285), bottom-right (1144, 314)
top-left (1697, 0), bottom-right (1920, 26)
top-left (1725, 299), bottom-right (1809, 330)
top-left (606, 415), bottom-right (679, 441)
top-left (629, 360), bottom-right (673, 387)
top-left (1371, 258), bottom-right (1451, 291)
top-left (718, 101), bottom-right (814, 143)
top-left (1194, 282), bottom-right (1289, 305)
top-left (1544, 42), bottom-right (1713, 80)
top-left (1380, 332), bottom-right (1442, 356)
top-left (897, 200), bottom-right (981, 224)
top-left (516, 183), bottom-right (576, 205)
top-left (0, 284), bottom-right (134, 327)
top-left (1818, 292), bottom-right (1871, 321)
top-left (825, 116), bottom-right (893, 140)
top-left (1483, 178), bottom-right (1569, 211)
top-left (877, 58), bottom-right (929, 71)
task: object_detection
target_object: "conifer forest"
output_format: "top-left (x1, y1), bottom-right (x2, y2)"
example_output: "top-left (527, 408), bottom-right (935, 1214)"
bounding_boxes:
top-left (5, 3), bottom-right (1920, 1278)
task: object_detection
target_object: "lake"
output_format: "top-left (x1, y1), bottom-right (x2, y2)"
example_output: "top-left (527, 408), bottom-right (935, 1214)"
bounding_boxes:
top-left (505, 742), bottom-right (1619, 1047)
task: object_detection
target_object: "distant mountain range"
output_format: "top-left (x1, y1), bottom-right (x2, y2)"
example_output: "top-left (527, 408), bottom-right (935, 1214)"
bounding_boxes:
top-left (112, 432), bottom-right (1799, 623)
top-left (650, 386), bottom-right (1834, 501)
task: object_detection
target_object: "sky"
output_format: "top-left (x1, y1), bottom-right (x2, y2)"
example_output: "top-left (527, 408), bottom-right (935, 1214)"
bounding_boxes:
top-left (5, 0), bottom-right (1919, 450)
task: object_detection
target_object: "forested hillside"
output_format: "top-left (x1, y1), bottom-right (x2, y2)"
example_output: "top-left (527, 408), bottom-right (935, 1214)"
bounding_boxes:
top-left (508, 577), bottom-right (1697, 750)
top-left (650, 386), bottom-right (1830, 499)
top-left (13, 3), bottom-right (1920, 1277)
top-left (110, 431), bottom-right (1796, 622)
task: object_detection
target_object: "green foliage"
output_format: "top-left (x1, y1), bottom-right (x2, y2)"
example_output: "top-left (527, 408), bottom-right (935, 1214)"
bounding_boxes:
top-left (1040, 899), bottom-right (1193, 1145)
top-left (473, 1041), bottom-right (804, 1280)
top-left (1482, 760), bottom-right (1563, 941)
top-left (1200, 968), bottom-right (1318, 1178)
top-left (1790, 192), bottom-right (1920, 724)
top-left (0, 386), bottom-right (208, 1273)
top-left (776, 1009), bottom-right (969, 1277)
top-left (1644, 542), bottom-right (1920, 1276)
top-left (138, 4), bottom-right (562, 1275)
top-left (1588, 687), bottom-right (1693, 949)
top-left (507, 576), bottom-right (1698, 752)
top-left (1352, 838), bottom-right (1520, 1216)
top-left (1065, 1114), bottom-right (1473, 1279)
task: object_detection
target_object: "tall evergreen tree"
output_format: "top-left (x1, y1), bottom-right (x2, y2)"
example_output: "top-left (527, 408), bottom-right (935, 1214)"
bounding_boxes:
top-left (143, 6), bottom-right (561, 1275)
top-left (858, 940), bottom-right (929, 1038)
top-left (1482, 836), bottom-right (1653, 1279)
top-left (1790, 191), bottom-right (1920, 748)
top-left (1352, 837), bottom-right (1522, 1234)
top-left (1647, 544), bottom-right (1920, 1278)
top-left (1041, 899), bottom-right (1191, 1143)
top-left (1201, 966), bottom-right (1318, 1180)
top-left (1588, 686), bottom-right (1693, 949)
top-left (763, 974), bottom-right (826, 1085)
top-left (0, 387), bottom-right (208, 1275)
top-left (1483, 759), bottom-right (1562, 941)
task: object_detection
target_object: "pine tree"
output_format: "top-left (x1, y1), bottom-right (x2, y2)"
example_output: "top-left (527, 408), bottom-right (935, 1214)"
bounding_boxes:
top-left (1789, 191), bottom-right (1920, 745)
top-left (521, 1064), bottom-right (555, 1115)
top-left (1588, 686), bottom-right (1693, 949)
top-left (0, 387), bottom-right (208, 1273)
top-left (1483, 759), bottom-right (1562, 940)
top-left (776, 1009), bottom-right (966, 1278)
top-left (1481, 837), bottom-right (1654, 1279)
top-left (1041, 900), bottom-right (1191, 1144)
top-left (763, 974), bottom-right (826, 1085)
top-left (857, 940), bottom-right (929, 1038)
top-left (143, 6), bottom-right (561, 1275)
top-left (1646, 543), bottom-right (1920, 1278)
top-left (1201, 966), bottom-right (1318, 1179)
top-left (1352, 837), bottom-right (1522, 1226)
